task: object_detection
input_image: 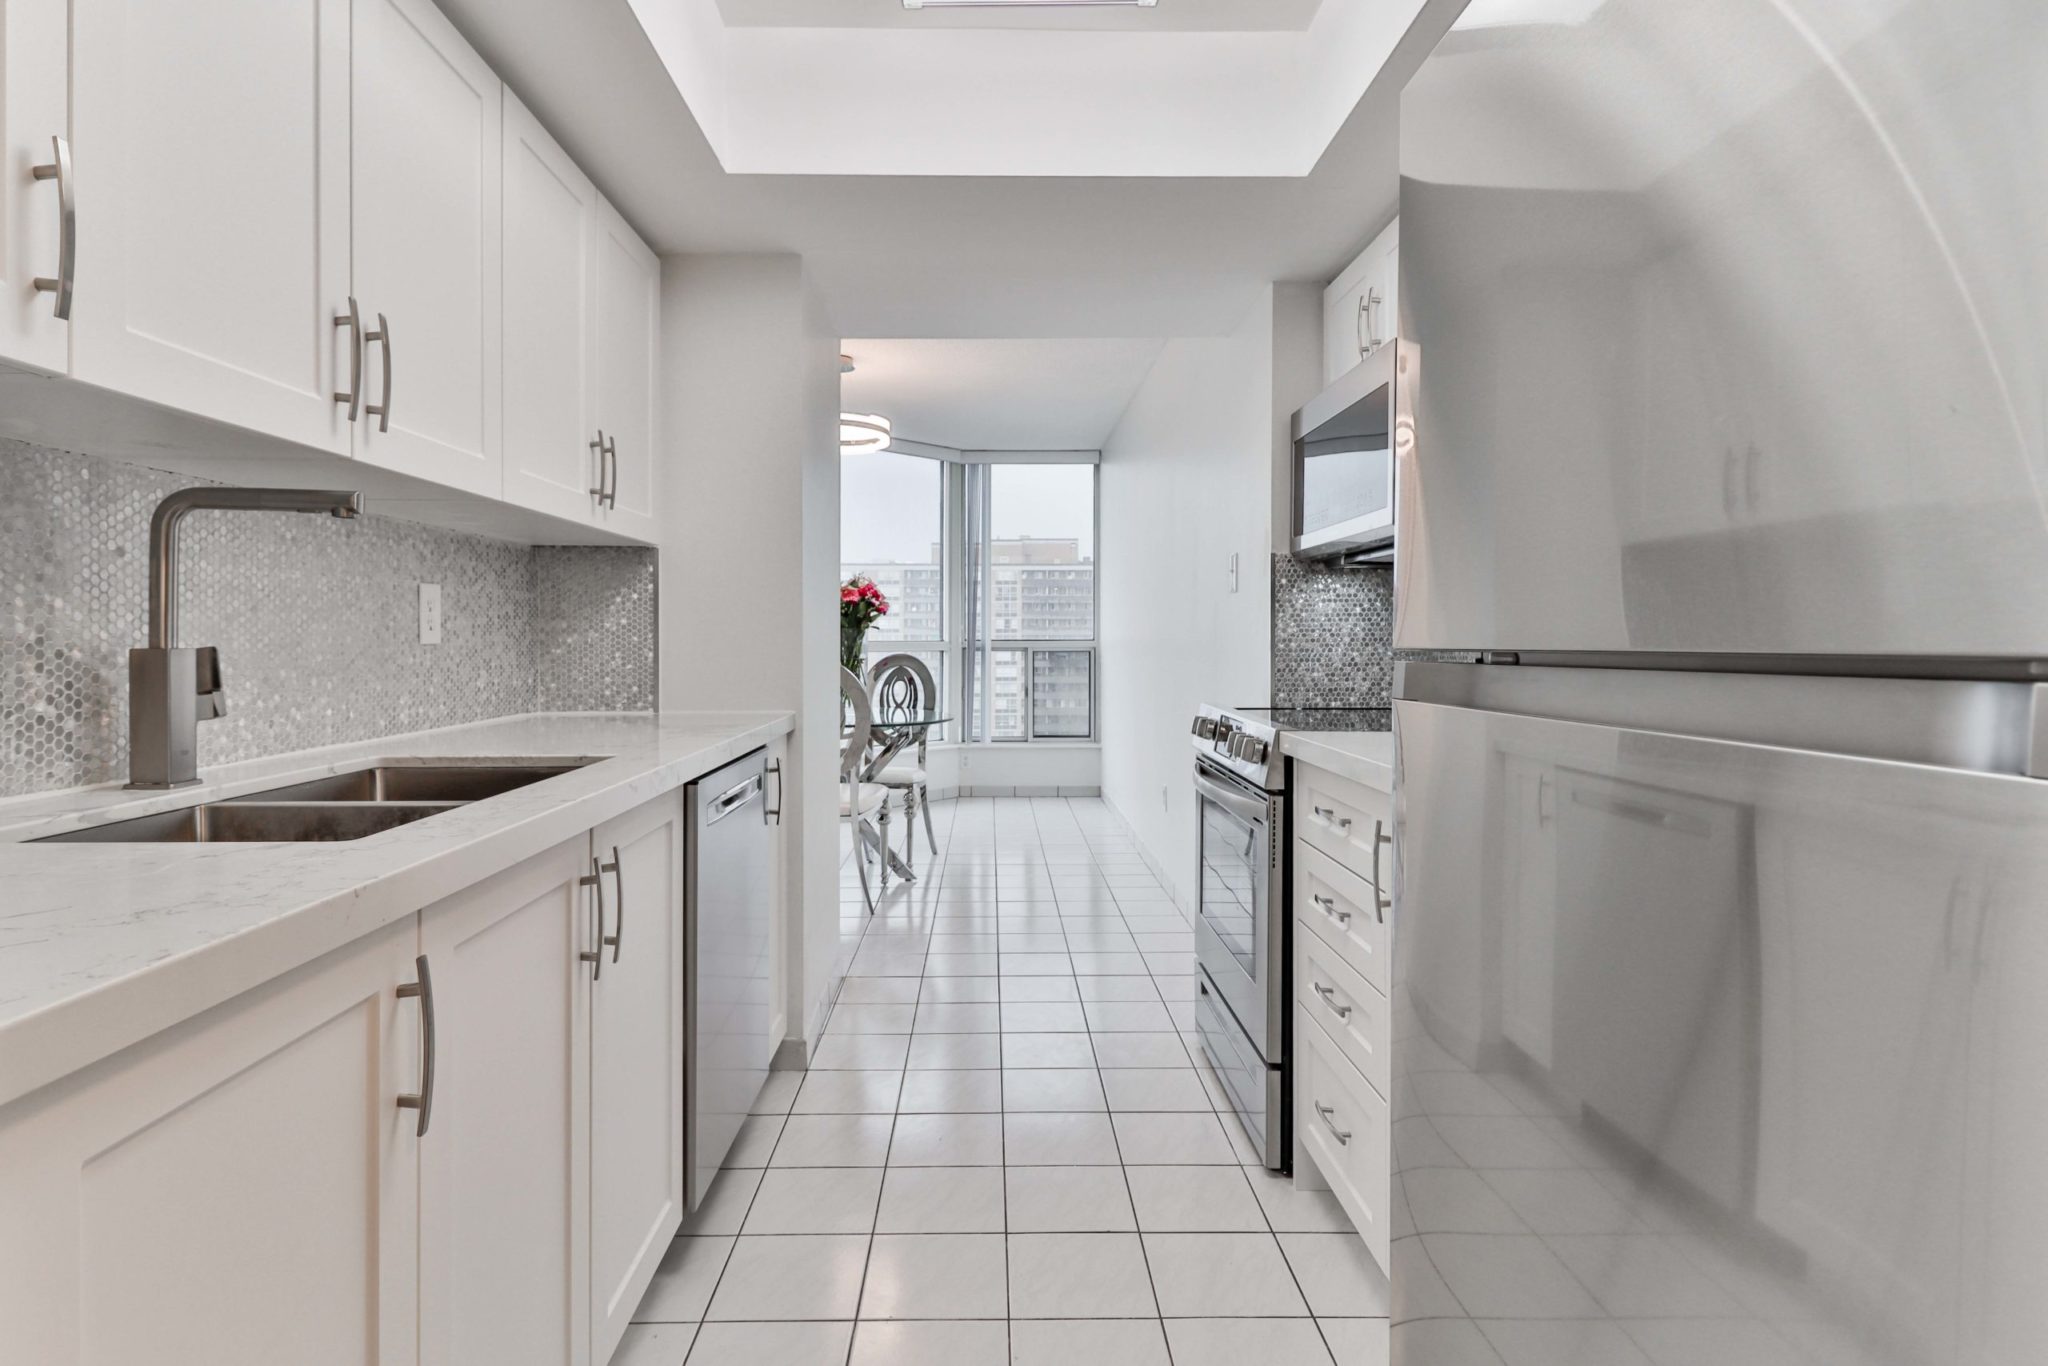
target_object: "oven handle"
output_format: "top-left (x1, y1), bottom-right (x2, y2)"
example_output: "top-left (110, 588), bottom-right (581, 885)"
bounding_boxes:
top-left (1194, 768), bottom-right (1269, 828)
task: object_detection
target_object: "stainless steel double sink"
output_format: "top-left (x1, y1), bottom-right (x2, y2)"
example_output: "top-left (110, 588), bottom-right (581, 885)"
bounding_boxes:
top-left (34, 763), bottom-right (592, 844)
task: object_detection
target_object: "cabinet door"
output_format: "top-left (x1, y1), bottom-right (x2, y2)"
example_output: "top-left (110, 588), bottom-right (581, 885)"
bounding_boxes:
top-left (69, 0), bottom-right (352, 451)
top-left (588, 790), bottom-right (687, 1364)
top-left (351, 0), bottom-right (502, 495)
top-left (0, 918), bottom-right (420, 1366)
top-left (419, 839), bottom-right (592, 1366)
top-left (0, 0), bottom-right (68, 373)
top-left (500, 89), bottom-right (601, 526)
top-left (592, 196), bottom-right (660, 540)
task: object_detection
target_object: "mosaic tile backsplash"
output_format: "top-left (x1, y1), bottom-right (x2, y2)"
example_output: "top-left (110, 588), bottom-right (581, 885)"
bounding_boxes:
top-left (0, 440), bottom-right (655, 798)
top-left (1271, 553), bottom-right (1396, 708)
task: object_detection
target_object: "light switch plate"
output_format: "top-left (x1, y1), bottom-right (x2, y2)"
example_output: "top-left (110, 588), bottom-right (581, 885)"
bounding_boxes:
top-left (418, 583), bottom-right (442, 645)
top-left (1227, 552), bottom-right (1239, 594)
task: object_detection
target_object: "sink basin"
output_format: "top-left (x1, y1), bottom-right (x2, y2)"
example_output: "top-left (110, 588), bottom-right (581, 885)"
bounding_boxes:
top-left (30, 759), bottom-right (596, 844)
top-left (33, 801), bottom-right (463, 844)
top-left (225, 763), bottom-right (588, 805)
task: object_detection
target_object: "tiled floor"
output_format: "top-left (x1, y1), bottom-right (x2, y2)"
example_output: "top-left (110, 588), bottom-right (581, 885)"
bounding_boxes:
top-left (617, 796), bottom-right (1386, 1365)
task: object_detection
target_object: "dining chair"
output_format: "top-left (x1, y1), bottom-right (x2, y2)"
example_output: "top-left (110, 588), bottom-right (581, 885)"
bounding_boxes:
top-left (839, 665), bottom-right (891, 913)
top-left (865, 652), bottom-right (938, 874)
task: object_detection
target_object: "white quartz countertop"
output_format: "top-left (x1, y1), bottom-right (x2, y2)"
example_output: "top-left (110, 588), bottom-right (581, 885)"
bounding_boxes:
top-left (1281, 730), bottom-right (1396, 793)
top-left (0, 710), bottom-right (793, 1108)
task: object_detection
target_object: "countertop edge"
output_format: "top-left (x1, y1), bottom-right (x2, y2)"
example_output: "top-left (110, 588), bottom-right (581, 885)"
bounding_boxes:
top-left (0, 711), bottom-right (793, 1110)
top-left (1280, 730), bottom-right (1397, 793)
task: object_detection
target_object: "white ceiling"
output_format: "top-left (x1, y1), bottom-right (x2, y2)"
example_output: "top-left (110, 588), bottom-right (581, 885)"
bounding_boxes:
top-left (642, 0), bottom-right (1412, 177)
top-left (433, 0), bottom-right (1466, 339)
top-left (842, 339), bottom-right (1167, 449)
top-left (716, 0), bottom-right (1325, 30)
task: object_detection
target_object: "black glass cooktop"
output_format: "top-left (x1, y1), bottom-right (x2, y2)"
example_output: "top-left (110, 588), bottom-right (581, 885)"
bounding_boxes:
top-left (1230, 706), bottom-right (1392, 732)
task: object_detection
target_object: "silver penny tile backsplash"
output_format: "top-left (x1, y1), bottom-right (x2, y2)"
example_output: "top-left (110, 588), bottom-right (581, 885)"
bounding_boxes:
top-left (0, 440), bottom-right (655, 799)
top-left (1270, 553), bottom-right (1396, 708)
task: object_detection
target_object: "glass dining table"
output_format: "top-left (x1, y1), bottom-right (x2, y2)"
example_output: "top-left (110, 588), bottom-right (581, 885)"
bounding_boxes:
top-left (861, 704), bottom-right (948, 881)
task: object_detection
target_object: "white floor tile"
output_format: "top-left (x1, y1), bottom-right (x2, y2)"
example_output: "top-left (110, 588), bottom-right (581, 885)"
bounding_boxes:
top-left (1007, 1233), bottom-right (1159, 1318)
top-left (1399, 1167), bottom-right (1528, 1234)
top-left (742, 1167), bottom-right (884, 1234)
top-left (810, 1034), bottom-right (912, 1070)
top-left (632, 1236), bottom-right (732, 1323)
top-left (749, 1071), bottom-right (803, 1114)
top-left (1004, 1112), bottom-right (1122, 1165)
top-left (860, 1234), bottom-right (1010, 1319)
top-left (1009, 1318), bottom-right (1171, 1366)
top-left (1005, 1165), bottom-right (1138, 1233)
top-left (889, 1111), bottom-right (1006, 1166)
top-left (1112, 1112), bottom-right (1239, 1165)
top-left (921, 975), bottom-right (1002, 1003)
top-left (770, 1114), bottom-right (896, 1167)
top-left (998, 976), bottom-right (1081, 1003)
top-left (1477, 1319), bottom-right (1652, 1366)
top-left (898, 1068), bottom-right (1005, 1113)
top-left (1087, 1033), bottom-right (1192, 1068)
top-left (1393, 1320), bottom-right (1507, 1366)
top-left (792, 1069), bottom-right (904, 1115)
top-left (610, 1323), bottom-right (696, 1366)
top-left (1244, 1166), bottom-right (1358, 1234)
top-left (917, 1002), bottom-right (1004, 1034)
top-left (876, 1165), bottom-right (1009, 1233)
top-left (829, 1003), bottom-right (918, 1034)
top-left (1124, 1165), bottom-right (1268, 1232)
top-left (850, 1319), bottom-right (1009, 1366)
top-left (1143, 1232), bottom-right (1311, 1317)
top-left (682, 1168), bottom-right (762, 1236)
top-left (1002, 1068), bottom-right (1107, 1112)
top-left (1100, 1067), bottom-right (1212, 1112)
top-left (1278, 1233), bottom-right (1393, 1317)
top-left (724, 1115), bottom-right (785, 1168)
top-left (1417, 1233), bottom-right (1605, 1319)
top-left (1162, 1319), bottom-right (1336, 1366)
top-left (907, 1032), bottom-right (1003, 1070)
top-left (705, 1234), bottom-right (870, 1321)
top-left (1320, 1319), bottom-right (1393, 1366)
top-left (1076, 975), bottom-right (1162, 1002)
top-left (1001, 1033), bottom-right (1098, 1069)
top-left (1000, 1001), bottom-right (1090, 1033)
top-left (684, 1320), bottom-right (855, 1365)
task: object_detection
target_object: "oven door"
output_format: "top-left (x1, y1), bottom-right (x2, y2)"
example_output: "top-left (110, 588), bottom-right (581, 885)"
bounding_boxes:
top-left (1193, 760), bottom-right (1283, 1061)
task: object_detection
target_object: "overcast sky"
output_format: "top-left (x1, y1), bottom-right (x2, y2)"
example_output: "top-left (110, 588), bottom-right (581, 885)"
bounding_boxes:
top-left (841, 454), bottom-right (1095, 565)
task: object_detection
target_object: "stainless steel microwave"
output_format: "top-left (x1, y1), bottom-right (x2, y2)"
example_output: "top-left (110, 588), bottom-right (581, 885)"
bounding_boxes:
top-left (1291, 341), bottom-right (1405, 564)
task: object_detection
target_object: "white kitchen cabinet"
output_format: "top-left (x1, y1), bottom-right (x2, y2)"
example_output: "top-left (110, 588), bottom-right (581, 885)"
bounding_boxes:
top-left (69, 0), bottom-right (354, 452)
top-left (0, 916), bottom-right (422, 1366)
top-left (501, 88), bottom-right (602, 524)
top-left (351, 0), bottom-right (503, 496)
top-left (591, 196), bottom-right (661, 540)
top-left (1323, 218), bottom-right (1399, 385)
top-left (588, 789), bottom-right (688, 1364)
top-left (419, 838), bottom-right (592, 1366)
top-left (0, 0), bottom-right (69, 373)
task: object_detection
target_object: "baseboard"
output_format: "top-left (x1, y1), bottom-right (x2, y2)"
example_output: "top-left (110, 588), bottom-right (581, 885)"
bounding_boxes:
top-left (926, 785), bottom-right (1103, 799)
top-left (771, 1037), bottom-right (809, 1071)
top-left (1100, 791), bottom-right (1188, 914)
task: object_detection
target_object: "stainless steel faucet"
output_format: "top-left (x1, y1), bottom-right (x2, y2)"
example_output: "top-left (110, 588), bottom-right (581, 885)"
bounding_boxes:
top-left (128, 487), bottom-right (364, 789)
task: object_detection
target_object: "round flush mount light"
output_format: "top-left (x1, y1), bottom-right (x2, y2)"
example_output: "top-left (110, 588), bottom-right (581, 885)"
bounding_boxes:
top-left (840, 413), bottom-right (893, 453)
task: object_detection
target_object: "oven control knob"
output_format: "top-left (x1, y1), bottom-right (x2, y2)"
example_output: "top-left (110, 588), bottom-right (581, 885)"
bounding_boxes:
top-left (1191, 716), bottom-right (1219, 740)
top-left (1228, 732), bottom-right (1268, 763)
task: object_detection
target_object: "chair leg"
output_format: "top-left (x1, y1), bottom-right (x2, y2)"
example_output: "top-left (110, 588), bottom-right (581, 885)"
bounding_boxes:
top-left (900, 786), bottom-right (918, 876)
top-left (919, 780), bottom-right (936, 850)
top-left (850, 813), bottom-right (876, 914)
top-left (876, 803), bottom-right (893, 894)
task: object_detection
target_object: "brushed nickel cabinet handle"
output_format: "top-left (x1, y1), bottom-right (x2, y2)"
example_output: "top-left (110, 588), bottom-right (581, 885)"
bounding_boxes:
top-left (31, 135), bottom-right (74, 319)
top-left (1313, 804), bottom-right (1352, 832)
top-left (589, 430), bottom-right (607, 500)
top-left (580, 856), bottom-right (606, 980)
top-left (364, 312), bottom-right (392, 432)
top-left (1311, 892), bottom-right (1352, 927)
top-left (395, 954), bottom-right (436, 1137)
top-left (1313, 982), bottom-right (1353, 1021)
top-left (1372, 820), bottom-right (1392, 921)
top-left (333, 297), bottom-right (363, 421)
top-left (1314, 1100), bottom-right (1351, 1146)
top-left (603, 435), bottom-right (619, 509)
top-left (766, 759), bottom-right (784, 824)
top-left (603, 845), bottom-right (623, 963)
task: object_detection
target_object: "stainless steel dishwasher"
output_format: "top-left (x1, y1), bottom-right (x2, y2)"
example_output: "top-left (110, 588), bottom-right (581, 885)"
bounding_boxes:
top-left (684, 748), bottom-right (775, 1212)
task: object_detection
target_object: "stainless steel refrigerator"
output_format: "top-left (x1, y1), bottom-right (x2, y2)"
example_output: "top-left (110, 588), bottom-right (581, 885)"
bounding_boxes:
top-left (1390, 1), bottom-right (2048, 1362)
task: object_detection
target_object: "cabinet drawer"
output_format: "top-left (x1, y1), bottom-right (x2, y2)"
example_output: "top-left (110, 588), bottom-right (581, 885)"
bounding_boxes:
top-left (1295, 762), bottom-right (1394, 890)
top-left (1295, 925), bottom-right (1390, 1103)
top-left (1293, 841), bottom-right (1388, 997)
top-left (1296, 1007), bottom-right (1392, 1276)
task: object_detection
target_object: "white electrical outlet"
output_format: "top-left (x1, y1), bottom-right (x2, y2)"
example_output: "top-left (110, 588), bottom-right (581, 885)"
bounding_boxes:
top-left (418, 583), bottom-right (442, 645)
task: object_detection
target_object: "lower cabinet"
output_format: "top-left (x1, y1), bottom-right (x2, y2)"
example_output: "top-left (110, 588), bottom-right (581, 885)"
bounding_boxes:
top-left (0, 788), bottom-right (694, 1366)
top-left (419, 838), bottom-right (593, 1366)
top-left (0, 917), bottom-right (423, 1366)
top-left (588, 791), bottom-right (688, 1364)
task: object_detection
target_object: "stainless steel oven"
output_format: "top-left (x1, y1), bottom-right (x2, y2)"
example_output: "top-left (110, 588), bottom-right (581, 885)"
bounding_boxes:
top-left (1190, 703), bottom-right (1288, 1168)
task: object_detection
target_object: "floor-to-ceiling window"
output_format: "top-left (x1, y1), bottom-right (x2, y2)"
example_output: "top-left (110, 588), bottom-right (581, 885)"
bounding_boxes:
top-left (840, 449), bottom-right (948, 736)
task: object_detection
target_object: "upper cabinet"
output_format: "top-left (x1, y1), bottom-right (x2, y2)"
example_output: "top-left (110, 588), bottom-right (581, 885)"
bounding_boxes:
top-left (351, 0), bottom-right (502, 496)
top-left (69, 0), bottom-right (353, 452)
top-left (0, 0), bottom-right (71, 373)
top-left (1322, 217), bottom-right (1399, 386)
top-left (0, 0), bottom-right (656, 542)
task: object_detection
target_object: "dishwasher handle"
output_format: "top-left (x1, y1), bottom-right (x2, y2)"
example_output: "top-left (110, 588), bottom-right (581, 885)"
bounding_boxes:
top-left (709, 772), bottom-right (765, 825)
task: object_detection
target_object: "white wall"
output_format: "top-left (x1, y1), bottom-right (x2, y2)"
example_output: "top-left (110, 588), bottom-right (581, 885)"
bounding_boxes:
top-left (1098, 285), bottom-right (1320, 904)
top-left (658, 254), bottom-right (844, 1053)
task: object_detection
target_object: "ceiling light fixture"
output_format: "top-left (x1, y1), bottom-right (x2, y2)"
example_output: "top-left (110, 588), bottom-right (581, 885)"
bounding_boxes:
top-left (841, 413), bottom-right (893, 453)
top-left (905, 0), bottom-right (1155, 8)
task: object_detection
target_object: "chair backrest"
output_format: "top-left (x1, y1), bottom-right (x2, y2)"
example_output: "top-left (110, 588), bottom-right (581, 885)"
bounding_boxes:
top-left (839, 666), bottom-right (873, 782)
top-left (866, 653), bottom-right (937, 760)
